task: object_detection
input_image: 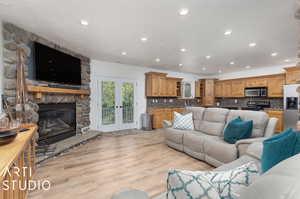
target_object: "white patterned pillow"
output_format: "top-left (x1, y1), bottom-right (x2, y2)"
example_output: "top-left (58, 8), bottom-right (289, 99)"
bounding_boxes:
top-left (173, 112), bottom-right (194, 130)
top-left (167, 169), bottom-right (221, 199)
top-left (167, 162), bottom-right (259, 199)
top-left (203, 162), bottom-right (259, 199)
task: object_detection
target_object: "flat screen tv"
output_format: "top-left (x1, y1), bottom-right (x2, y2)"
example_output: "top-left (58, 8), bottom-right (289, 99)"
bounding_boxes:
top-left (31, 42), bottom-right (81, 85)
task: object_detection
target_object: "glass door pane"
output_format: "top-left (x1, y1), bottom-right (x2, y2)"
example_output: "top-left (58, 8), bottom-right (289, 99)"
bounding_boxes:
top-left (101, 81), bottom-right (116, 125)
top-left (122, 82), bottom-right (134, 123)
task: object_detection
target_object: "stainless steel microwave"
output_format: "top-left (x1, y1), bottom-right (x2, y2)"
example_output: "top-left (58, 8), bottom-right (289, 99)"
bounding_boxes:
top-left (245, 87), bottom-right (267, 97)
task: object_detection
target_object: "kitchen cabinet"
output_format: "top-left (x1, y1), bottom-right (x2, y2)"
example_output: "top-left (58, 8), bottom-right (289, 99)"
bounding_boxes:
top-left (223, 80), bottom-right (232, 98)
top-left (267, 74), bottom-right (285, 97)
top-left (145, 72), bottom-right (182, 97)
top-left (265, 110), bottom-right (284, 133)
top-left (215, 80), bottom-right (223, 98)
top-left (166, 78), bottom-right (177, 97)
top-left (148, 108), bottom-right (185, 128)
top-left (284, 66), bottom-right (300, 85)
top-left (245, 77), bottom-right (268, 88)
top-left (231, 79), bottom-right (245, 97)
top-left (196, 79), bottom-right (215, 106)
top-left (195, 80), bottom-right (201, 98)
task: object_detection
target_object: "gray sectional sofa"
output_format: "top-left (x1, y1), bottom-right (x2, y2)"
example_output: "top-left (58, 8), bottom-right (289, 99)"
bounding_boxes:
top-left (163, 107), bottom-right (278, 167)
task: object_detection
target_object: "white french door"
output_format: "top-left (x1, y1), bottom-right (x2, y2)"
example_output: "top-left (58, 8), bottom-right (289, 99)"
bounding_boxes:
top-left (97, 77), bottom-right (137, 132)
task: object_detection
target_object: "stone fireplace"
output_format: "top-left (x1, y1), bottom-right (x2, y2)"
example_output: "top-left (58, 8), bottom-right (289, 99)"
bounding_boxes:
top-left (2, 22), bottom-right (91, 154)
top-left (38, 103), bottom-right (76, 146)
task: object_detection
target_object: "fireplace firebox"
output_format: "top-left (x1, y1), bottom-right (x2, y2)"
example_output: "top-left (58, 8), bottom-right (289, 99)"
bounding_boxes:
top-left (38, 103), bottom-right (76, 146)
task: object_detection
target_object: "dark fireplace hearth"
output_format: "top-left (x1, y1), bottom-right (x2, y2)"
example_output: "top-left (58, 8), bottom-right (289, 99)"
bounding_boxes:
top-left (38, 103), bottom-right (76, 146)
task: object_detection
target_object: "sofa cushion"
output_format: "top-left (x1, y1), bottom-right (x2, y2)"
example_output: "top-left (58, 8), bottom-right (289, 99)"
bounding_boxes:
top-left (185, 107), bottom-right (206, 131)
top-left (239, 153), bottom-right (300, 199)
top-left (183, 131), bottom-right (216, 160)
top-left (261, 128), bottom-right (297, 173)
top-left (173, 112), bottom-right (194, 130)
top-left (226, 110), bottom-right (269, 138)
top-left (198, 108), bottom-right (229, 136)
top-left (164, 128), bottom-right (186, 145)
top-left (224, 117), bottom-right (253, 144)
top-left (203, 136), bottom-right (238, 164)
top-left (167, 169), bottom-right (221, 199)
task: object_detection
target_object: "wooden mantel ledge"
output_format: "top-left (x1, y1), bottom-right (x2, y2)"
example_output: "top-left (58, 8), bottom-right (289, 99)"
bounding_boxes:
top-left (27, 85), bottom-right (90, 99)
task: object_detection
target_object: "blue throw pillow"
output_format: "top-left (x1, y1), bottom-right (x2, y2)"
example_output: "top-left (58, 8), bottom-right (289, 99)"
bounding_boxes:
top-left (293, 131), bottom-right (300, 155)
top-left (261, 128), bottom-right (297, 173)
top-left (224, 117), bottom-right (253, 144)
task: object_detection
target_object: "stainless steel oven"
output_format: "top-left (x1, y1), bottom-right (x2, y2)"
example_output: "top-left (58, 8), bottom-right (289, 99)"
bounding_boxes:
top-left (245, 87), bottom-right (267, 97)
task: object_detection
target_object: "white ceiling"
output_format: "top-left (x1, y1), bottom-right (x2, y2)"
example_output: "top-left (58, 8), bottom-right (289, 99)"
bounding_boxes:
top-left (0, 0), bottom-right (299, 75)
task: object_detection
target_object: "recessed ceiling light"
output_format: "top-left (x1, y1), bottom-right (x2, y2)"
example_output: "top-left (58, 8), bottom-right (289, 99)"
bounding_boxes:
top-left (249, 43), bottom-right (256, 47)
top-left (271, 52), bottom-right (278, 57)
top-left (179, 63), bottom-right (183, 67)
top-left (180, 48), bottom-right (187, 52)
top-left (230, 61), bottom-right (235, 65)
top-left (141, 37), bottom-right (148, 42)
top-left (245, 65), bottom-right (251, 69)
top-left (80, 20), bottom-right (89, 26)
top-left (284, 59), bottom-right (291, 62)
top-left (206, 55), bottom-right (211, 59)
top-left (202, 67), bottom-right (206, 71)
top-left (179, 8), bottom-right (189, 16)
top-left (155, 58), bottom-right (160, 62)
top-left (121, 52), bottom-right (127, 56)
top-left (218, 70), bottom-right (222, 73)
top-left (224, 30), bottom-right (232, 36)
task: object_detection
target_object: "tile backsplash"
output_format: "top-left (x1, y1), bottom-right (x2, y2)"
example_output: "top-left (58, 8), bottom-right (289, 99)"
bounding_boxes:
top-left (216, 98), bottom-right (284, 110)
top-left (147, 98), bottom-right (201, 109)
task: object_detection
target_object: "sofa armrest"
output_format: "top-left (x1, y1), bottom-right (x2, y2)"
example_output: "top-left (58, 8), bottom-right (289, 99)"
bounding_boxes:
top-left (163, 120), bottom-right (173, 128)
top-left (264, 117), bottom-right (278, 137)
top-left (235, 137), bottom-right (266, 157)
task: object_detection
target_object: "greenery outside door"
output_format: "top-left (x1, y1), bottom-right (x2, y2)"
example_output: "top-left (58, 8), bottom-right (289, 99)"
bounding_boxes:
top-left (99, 78), bottom-right (136, 131)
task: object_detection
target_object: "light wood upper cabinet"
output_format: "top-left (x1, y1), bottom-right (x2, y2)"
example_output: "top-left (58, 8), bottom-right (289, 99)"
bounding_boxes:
top-left (245, 77), bottom-right (268, 88)
top-left (195, 80), bottom-right (201, 98)
top-left (196, 79), bottom-right (215, 106)
top-left (231, 79), bottom-right (245, 97)
top-left (285, 66), bottom-right (300, 85)
top-left (223, 81), bottom-right (232, 98)
top-left (158, 75), bottom-right (167, 96)
top-left (215, 80), bottom-right (223, 98)
top-left (267, 74), bottom-right (285, 97)
top-left (145, 72), bottom-right (182, 97)
top-left (166, 78), bottom-right (181, 97)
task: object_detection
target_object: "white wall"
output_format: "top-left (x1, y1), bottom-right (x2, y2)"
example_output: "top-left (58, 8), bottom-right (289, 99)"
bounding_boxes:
top-left (214, 64), bottom-right (296, 80)
top-left (90, 60), bottom-right (201, 130)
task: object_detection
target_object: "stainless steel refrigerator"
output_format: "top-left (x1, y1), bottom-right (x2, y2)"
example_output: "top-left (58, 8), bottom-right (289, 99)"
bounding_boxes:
top-left (284, 84), bottom-right (300, 130)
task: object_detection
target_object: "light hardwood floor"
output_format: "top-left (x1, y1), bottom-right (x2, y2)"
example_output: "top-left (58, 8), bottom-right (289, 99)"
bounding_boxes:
top-left (29, 130), bottom-right (213, 199)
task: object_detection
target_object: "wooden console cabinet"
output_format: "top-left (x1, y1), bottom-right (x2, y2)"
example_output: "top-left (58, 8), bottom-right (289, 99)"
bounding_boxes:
top-left (0, 124), bottom-right (37, 199)
top-left (148, 108), bottom-right (185, 129)
top-left (265, 110), bottom-right (284, 133)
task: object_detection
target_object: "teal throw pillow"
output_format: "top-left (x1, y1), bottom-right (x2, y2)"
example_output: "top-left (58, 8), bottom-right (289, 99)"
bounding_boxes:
top-left (224, 117), bottom-right (253, 144)
top-left (261, 128), bottom-right (297, 173)
top-left (293, 131), bottom-right (300, 155)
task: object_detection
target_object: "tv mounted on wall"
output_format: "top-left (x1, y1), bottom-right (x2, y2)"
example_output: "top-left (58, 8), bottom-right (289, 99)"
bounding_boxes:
top-left (31, 42), bottom-right (82, 85)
